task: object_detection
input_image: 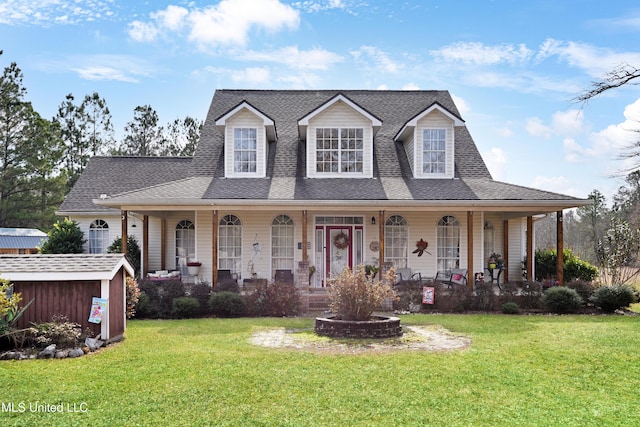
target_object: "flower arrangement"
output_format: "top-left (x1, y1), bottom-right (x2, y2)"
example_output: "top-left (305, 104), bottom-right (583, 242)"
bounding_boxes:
top-left (186, 261), bottom-right (201, 267)
top-left (487, 252), bottom-right (503, 269)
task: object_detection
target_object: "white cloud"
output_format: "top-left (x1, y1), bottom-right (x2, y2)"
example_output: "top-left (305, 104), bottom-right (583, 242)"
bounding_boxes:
top-left (525, 117), bottom-right (552, 139)
top-left (350, 46), bottom-right (401, 74)
top-left (531, 175), bottom-right (580, 197)
top-left (238, 46), bottom-right (343, 70)
top-left (402, 83), bottom-right (420, 90)
top-left (451, 94), bottom-right (470, 116)
top-left (72, 66), bottom-right (138, 83)
top-left (482, 147), bottom-right (508, 181)
top-left (0, 0), bottom-right (116, 26)
top-left (128, 0), bottom-right (300, 50)
top-left (500, 126), bottom-right (514, 138)
top-left (63, 55), bottom-right (154, 82)
top-left (551, 109), bottom-right (584, 137)
top-left (292, 0), bottom-right (357, 14)
top-left (128, 20), bottom-right (159, 43)
top-left (431, 42), bottom-right (533, 65)
top-left (231, 67), bottom-right (271, 84)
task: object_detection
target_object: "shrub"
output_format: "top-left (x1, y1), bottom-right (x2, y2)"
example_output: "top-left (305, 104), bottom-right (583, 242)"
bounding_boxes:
top-left (245, 281), bottom-right (301, 317)
top-left (134, 292), bottom-right (157, 318)
top-left (136, 279), bottom-right (185, 318)
top-left (327, 265), bottom-right (396, 321)
top-left (125, 277), bottom-right (141, 319)
top-left (190, 282), bottom-right (212, 316)
top-left (392, 280), bottom-right (423, 312)
top-left (27, 315), bottom-right (85, 348)
top-left (534, 249), bottom-right (598, 282)
top-left (172, 297), bottom-right (200, 318)
top-left (0, 278), bottom-right (32, 336)
top-left (541, 286), bottom-right (583, 314)
top-left (214, 279), bottom-right (240, 293)
top-left (39, 218), bottom-right (85, 254)
top-left (589, 285), bottom-right (637, 313)
top-left (519, 282), bottom-right (543, 309)
top-left (208, 292), bottom-right (246, 317)
top-left (501, 301), bottom-right (520, 314)
top-left (471, 281), bottom-right (497, 311)
top-left (565, 279), bottom-right (596, 304)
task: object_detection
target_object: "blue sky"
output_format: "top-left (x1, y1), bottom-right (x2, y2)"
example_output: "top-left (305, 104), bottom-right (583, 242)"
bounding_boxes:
top-left (2, 0), bottom-right (640, 202)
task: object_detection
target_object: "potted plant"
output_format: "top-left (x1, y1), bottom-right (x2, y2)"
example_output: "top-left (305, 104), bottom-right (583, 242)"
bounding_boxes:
top-left (186, 261), bottom-right (201, 276)
top-left (488, 252), bottom-right (503, 269)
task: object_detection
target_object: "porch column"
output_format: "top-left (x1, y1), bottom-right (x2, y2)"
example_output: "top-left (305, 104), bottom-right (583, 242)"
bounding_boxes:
top-left (143, 215), bottom-right (149, 275)
top-left (467, 211), bottom-right (474, 289)
top-left (160, 218), bottom-right (167, 270)
top-left (378, 210), bottom-right (385, 266)
top-left (212, 210), bottom-right (218, 287)
top-left (302, 210), bottom-right (308, 262)
top-left (557, 210), bottom-right (564, 285)
top-left (503, 219), bottom-right (509, 283)
top-left (526, 216), bottom-right (533, 281)
top-left (121, 210), bottom-right (128, 254)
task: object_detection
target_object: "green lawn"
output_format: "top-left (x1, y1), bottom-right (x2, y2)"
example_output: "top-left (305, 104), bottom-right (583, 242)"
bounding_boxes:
top-left (1, 314), bottom-right (639, 426)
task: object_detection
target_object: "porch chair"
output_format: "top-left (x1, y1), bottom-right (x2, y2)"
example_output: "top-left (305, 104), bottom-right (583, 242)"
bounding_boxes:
top-left (275, 269), bottom-right (294, 284)
top-left (435, 268), bottom-right (468, 288)
top-left (394, 268), bottom-right (424, 285)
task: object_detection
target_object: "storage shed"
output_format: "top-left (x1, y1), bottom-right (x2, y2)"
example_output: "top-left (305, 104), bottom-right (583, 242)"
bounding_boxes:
top-left (0, 228), bottom-right (47, 254)
top-left (0, 254), bottom-right (134, 343)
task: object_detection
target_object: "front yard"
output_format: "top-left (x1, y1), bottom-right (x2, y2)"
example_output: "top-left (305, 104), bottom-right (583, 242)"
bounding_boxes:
top-left (1, 314), bottom-right (639, 426)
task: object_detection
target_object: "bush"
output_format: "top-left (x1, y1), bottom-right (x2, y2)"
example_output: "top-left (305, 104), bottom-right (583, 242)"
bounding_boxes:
top-left (190, 282), bottom-right (212, 316)
top-left (108, 235), bottom-right (142, 277)
top-left (208, 292), bottom-right (246, 317)
top-left (392, 280), bottom-right (423, 312)
top-left (541, 286), bottom-right (583, 314)
top-left (245, 281), bottom-right (301, 317)
top-left (39, 218), bottom-right (85, 254)
top-left (565, 279), bottom-right (596, 304)
top-left (589, 285), bottom-right (637, 313)
top-left (327, 265), bottom-right (396, 321)
top-left (125, 277), bottom-right (141, 319)
top-left (172, 297), bottom-right (200, 318)
top-left (519, 282), bottom-right (543, 309)
top-left (501, 302), bottom-right (520, 314)
top-left (214, 279), bottom-right (240, 293)
top-left (534, 249), bottom-right (598, 282)
top-left (471, 281), bottom-right (497, 311)
top-left (136, 279), bottom-right (185, 318)
top-left (27, 315), bottom-right (85, 348)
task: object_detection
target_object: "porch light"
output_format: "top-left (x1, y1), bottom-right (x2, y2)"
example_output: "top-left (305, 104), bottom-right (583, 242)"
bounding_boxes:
top-left (371, 216), bottom-right (376, 225)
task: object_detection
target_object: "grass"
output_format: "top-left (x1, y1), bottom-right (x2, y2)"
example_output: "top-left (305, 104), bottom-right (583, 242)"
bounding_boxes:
top-left (1, 314), bottom-right (639, 426)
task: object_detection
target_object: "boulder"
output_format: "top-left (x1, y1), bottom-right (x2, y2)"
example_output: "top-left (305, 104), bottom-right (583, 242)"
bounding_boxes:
top-left (37, 344), bottom-right (56, 359)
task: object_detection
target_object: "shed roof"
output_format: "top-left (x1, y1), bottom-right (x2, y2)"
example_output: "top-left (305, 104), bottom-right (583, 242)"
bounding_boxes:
top-left (0, 254), bottom-right (134, 281)
top-left (0, 228), bottom-right (47, 249)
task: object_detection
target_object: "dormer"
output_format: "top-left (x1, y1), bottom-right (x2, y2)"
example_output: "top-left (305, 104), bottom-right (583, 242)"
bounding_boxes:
top-left (298, 94), bottom-right (382, 178)
top-left (394, 102), bottom-right (465, 179)
top-left (215, 101), bottom-right (276, 178)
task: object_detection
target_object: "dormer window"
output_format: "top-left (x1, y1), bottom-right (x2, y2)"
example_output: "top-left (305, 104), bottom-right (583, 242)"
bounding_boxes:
top-left (215, 101), bottom-right (276, 178)
top-left (316, 127), bottom-right (364, 174)
top-left (234, 128), bottom-right (257, 173)
top-left (394, 102), bottom-right (464, 179)
top-left (299, 94), bottom-right (381, 179)
top-left (422, 128), bottom-right (446, 174)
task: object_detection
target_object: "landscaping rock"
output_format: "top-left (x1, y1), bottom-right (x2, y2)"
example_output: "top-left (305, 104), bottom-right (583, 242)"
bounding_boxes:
top-left (55, 350), bottom-right (69, 359)
top-left (1, 351), bottom-right (21, 360)
top-left (37, 344), bottom-right (56, 359)
top-left (67, 348), bottom-right (84, 358)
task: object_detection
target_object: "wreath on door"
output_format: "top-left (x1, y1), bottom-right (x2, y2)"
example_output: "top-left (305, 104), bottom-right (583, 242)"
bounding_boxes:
top-left (333, 231), bottom-right (349, 249)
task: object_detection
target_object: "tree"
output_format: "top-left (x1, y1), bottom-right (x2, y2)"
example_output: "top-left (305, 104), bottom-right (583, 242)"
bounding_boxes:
top-left (55, 92), bottom-right (114, 189)
top-left (39, 218), bottom-right (86, 254)
top-left (107, 235), bottom-right (141, 278)
top-left (576, 189), bottom-right (609, 263)
top-left (0, 62), bottom-right (66, 228)
top-left (117, 105), bottom-right (164, 156)
top-left (575, 63), bottom-right (640, 103)
top-left (163, 116), bottom-right (202, 156)
top-left (595, 217), bottom-right (640, 285)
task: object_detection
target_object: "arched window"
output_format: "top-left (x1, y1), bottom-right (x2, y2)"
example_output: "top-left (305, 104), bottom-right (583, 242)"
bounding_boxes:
top-left (89, 219), bottom-right (109, 254)
top-left (219, 215), bottom-right (242, 276)
top-left (385, 215), bottom-right (408, 268)
top-left (437, 215), bottom-right (460, 273)
top-left (176, 220), bottom-right (195, 269)
top-left (271, 215), bottom-right (294, 274)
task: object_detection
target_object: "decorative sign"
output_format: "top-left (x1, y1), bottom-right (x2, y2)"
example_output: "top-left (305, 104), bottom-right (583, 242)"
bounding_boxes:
top-left (88, 297), bottom-right (108, 324)
top-left (422, 287), bottom-right (435, 305)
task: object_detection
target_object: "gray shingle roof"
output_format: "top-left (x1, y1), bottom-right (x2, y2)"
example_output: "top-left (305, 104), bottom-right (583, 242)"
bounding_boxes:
top-left (0, 254), bottom-right (133, 279)
top-left (61, 89), bottom-right (588, 212)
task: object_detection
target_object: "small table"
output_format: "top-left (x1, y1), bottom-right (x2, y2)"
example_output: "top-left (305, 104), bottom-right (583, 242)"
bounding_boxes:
top-left (485, 267), bottom-right (504, 290)
top-left (242, 278), bottom-right (267, 293)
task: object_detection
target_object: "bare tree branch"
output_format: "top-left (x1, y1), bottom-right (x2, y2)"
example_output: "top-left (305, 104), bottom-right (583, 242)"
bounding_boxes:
top-left (574, 63), bottom-right (640, 103)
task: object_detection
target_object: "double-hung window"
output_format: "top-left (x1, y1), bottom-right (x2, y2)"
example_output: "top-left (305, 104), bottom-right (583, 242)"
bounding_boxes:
top-left (422, 128), bottom-right (446, 174)
top-left (316, 127), bottom-right (363, 174)
top-left (234, 128), bottom-right (257, 173)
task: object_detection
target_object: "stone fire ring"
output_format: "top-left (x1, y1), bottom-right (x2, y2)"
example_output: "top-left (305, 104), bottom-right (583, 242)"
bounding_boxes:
top-left (314, 315), bottom-right (403, 339)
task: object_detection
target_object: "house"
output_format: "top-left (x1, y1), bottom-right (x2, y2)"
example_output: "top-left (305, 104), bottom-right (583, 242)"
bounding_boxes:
top-left (58, 90), bottom-right (589, 290)
top-left (0, 228), bottom-right (47, 254)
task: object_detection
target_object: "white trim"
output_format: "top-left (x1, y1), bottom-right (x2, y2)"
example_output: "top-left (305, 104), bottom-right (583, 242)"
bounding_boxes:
top-left (215, 101), bottom-right (274, 127)
top-left (100, 279), bottom-right (110, 340)
top-left (298, 94), bottom-right (381, 127)
top-left (394, 103), bottom-right (464, 142)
